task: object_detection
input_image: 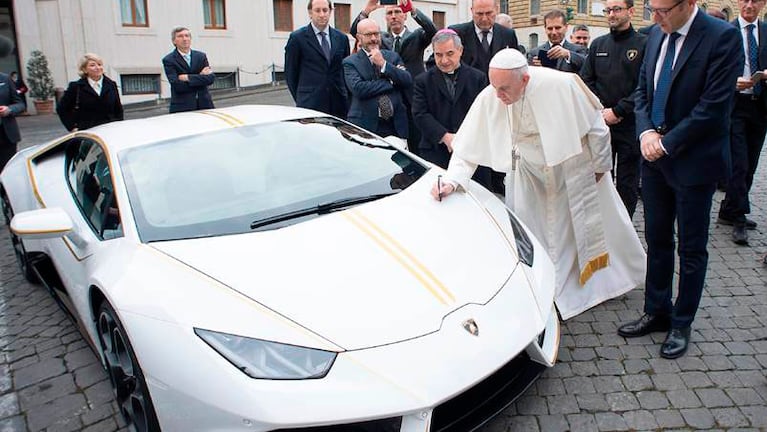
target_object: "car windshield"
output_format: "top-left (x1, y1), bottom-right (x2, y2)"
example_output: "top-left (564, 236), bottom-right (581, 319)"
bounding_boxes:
top-left (119, 117), bottom-right (427, 242)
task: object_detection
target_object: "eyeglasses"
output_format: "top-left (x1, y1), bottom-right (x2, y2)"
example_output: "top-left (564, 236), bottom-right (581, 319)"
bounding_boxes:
top-left (647, 0), bottom-right (685, 17)
top-left (603, 6), bottom-right (627, 14)
top-left (360, 31), bottom-right (381, 37)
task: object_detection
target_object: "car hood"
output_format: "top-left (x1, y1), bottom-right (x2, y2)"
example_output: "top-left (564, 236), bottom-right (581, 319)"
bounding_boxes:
top-left (151, 179), bottom-right (528, 350)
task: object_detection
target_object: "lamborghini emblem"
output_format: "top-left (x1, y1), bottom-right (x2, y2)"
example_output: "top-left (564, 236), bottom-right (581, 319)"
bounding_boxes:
top-left (462, 319), bottom-right (479, 336)
top-left (626, 49), bottom-right (639, 61)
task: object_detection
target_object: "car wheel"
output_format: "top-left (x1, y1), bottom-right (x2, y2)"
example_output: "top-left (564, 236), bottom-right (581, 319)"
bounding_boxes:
top-left (97, 301), bottom-right (161, 432)
top-left (1, 192), bottom-right (38, 283)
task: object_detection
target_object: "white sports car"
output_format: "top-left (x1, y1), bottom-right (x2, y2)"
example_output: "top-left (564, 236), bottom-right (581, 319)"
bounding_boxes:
top-left (1, 105), bottom-right (559, 432)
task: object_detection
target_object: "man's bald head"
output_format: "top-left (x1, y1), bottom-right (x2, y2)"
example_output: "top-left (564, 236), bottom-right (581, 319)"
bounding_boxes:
top-left (471, 0), bottom-right (498, 30)
top-left (356, 18), bottom-right (382, 51)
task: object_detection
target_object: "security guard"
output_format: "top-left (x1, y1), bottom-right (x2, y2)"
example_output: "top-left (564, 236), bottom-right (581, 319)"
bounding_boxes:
top-left (580, 0), bottom-right (646, 218)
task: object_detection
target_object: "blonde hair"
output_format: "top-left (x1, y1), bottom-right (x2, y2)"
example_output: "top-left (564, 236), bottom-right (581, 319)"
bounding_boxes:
top-left (78, 53), bottom-right (103, 78)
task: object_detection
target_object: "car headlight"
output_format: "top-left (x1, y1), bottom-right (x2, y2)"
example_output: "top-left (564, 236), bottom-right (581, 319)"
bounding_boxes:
top-left (507, 210), bottom-right (534, 267)
top-left (195, 328), bottom-right (337, 380)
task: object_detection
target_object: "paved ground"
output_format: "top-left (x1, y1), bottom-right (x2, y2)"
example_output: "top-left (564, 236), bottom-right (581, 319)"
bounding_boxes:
top-left (0, 87), bottom-right (765, 431)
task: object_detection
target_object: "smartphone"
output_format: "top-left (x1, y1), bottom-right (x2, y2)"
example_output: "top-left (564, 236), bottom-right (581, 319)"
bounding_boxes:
top-left (537, 49), bottom-right (558, 68)
top-left (380, 0), bottom-right (398, 5)
top-left (751, 71), bottom-right (764, 82)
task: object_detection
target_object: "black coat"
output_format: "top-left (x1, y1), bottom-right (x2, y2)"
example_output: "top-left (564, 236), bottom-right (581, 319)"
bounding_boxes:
top-left (0, 73), bottom-right (24, 143)
top-left (57, 76), bottom-right (124, 131)
top-left (412, 64), bottom-right (487, 167)
top-left (448, 22), bottom-right (519, 75)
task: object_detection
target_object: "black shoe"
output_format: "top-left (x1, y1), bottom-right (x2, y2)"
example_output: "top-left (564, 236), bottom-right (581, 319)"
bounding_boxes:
top-left (732, 224), bottom-right (749, 245)
top-left (718, 216), bottom-right (757, 230)
top-left (660, 327), bottom-right (691, 359)
top-left (618, 314), bottom-right (671, 338)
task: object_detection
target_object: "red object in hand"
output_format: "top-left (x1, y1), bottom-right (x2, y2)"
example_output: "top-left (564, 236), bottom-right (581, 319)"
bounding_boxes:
top-left (399, 0), bottom-right (412, 13)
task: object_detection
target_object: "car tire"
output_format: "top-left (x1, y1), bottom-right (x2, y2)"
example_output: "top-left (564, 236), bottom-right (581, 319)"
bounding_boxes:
top-left (96, 301), bottom-right (161, 432)
top-left (1, 192), bottom-right (38, 283)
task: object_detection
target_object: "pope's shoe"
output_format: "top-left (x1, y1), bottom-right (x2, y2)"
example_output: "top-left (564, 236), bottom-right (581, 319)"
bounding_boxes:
top-left (660, 327), bottom-right (691, 359)
top-left (617, 314), bottom-right (671, 338)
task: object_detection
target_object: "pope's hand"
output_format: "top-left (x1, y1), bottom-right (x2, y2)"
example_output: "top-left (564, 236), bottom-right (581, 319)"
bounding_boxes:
top-left (431, 181), bottom-right (455, 201)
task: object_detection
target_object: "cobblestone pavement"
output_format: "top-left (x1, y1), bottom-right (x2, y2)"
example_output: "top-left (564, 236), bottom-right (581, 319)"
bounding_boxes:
top-left (1, 87), bottom-right (765, 431)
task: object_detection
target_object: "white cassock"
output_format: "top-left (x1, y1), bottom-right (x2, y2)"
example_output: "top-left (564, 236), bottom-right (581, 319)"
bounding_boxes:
top-left (446, 66), bottom-right (646, 320)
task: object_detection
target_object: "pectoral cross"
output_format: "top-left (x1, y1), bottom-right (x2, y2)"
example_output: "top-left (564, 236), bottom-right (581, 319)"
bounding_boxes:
top-left (511, 147), bottom-right (519, 171)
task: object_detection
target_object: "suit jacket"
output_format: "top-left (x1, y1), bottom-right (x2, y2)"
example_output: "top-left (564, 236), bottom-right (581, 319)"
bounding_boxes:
top-left (635, 12), bottom-right (743, 185)
top-left (527, 40), bottom-right (587, 73)
top-left (448, 22), bottom-right (519, 75)
top-left (343, 49), bottom-right (412, 137)
top-left (0, 73), bottom-right (23, 143)
top-left (350, 9), bottom-right (437, 78)
top-left (731, 18), bottom-right (767, 111)
top-left (285, 24), bottom-right (349, 118)
top-left (412, 63), bottom-right (487, 159)
top-left (162, 49), bottom-right (215, 113)
top-left (57, 76), bottom-right (124, 131)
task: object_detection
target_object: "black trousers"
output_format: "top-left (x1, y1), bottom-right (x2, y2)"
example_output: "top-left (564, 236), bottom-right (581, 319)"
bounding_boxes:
top-left (642, 163), bottom-right (715, 329)
top-left (0, 128), bottom-right (17, 172)
top-left (719, 94), bottom-right (767, 223)
top-left (610, 125), bottom-right (641, 218)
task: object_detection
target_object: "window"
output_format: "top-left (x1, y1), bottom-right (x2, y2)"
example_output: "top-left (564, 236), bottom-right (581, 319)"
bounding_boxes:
top-left (119, 0), bottom-right (148, 27)
top-left (531, 0), bottom-right (540, 15)
top-left (500, 0), bottom-right (509, 14)
top-left (121, 74), bottom-right (160, 95)
top-left (66, 139), bottom-right (122, 239)
top-left (273, 0), bottom-right (293, 32)
top-left (203, 0), bottom-right (226, 29)
top-left (211, 72), bottom-right (236, 90)
top-left (529, 33), bottom-right (539, 49)
top-left (577, 0), bottom-right (587, 14)
top-left (334, 4), bottom-right (351, 33)
top-left (643, 0), bottom-right (651, 20)
top-left (433, 11), bottom-right (446, 29)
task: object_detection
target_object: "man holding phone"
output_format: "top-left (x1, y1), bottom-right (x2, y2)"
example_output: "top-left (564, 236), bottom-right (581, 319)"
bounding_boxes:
top-left (717, 0), bottom-right (767, 245)
top-left (527, 9), bottom-right (587, 72)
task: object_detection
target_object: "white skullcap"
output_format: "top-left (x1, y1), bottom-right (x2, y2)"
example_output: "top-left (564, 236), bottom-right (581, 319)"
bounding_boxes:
top-left (489, 48), bottom-right (527, 70)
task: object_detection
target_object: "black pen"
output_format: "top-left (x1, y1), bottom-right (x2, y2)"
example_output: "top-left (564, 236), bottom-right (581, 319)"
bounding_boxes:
top-left (437, 175), bottom-right (442, 202)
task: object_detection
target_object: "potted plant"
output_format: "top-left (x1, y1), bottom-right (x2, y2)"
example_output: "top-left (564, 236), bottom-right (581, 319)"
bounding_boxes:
top-left (25, 50), bottom-right (55, 114)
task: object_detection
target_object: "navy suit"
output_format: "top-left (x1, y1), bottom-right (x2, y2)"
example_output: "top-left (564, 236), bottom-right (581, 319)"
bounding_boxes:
top-left (412, 64), bottom-right (487, 168)
top-left (285, 24), bottom-right (349, 119)
top-left (343, 49), bottom-right (412, 138)
top-left (635, 11), bottom-right (743, 328)
top-left (718, 19), bottom-right (767, 226)
top-left (527, 40), bottom-right (588, 73)
top-left (162, 49), bottom-right (215, 113)
top-left (0, 72), bottom-right (23, 171)
top-left (448, 22), bottom-right (519, 76)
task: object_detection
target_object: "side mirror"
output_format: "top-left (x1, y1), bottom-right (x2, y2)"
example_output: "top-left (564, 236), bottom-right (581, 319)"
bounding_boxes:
top-left (383, 135), bottom-right (408, 151)
top-left (11, 208), bottom-right (74, 240)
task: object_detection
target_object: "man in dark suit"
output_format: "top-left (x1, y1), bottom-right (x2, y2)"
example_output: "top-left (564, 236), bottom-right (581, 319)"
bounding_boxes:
top-left (162, 27), bottom-right (215, 113)
top-left (0, 36), bottom-right (24, 171)
top-left (717, 0), bottom-right (767, 245)
top-left (343, 18), bottom-right (412, 138)
top-left (618, 0), bottom-right (743, 359)
top-left (285, 0), bottom-right (349, 119)
top-left (448, 0), bottom-right (519, 76)
top-left (412, 30), bottom-right (487, 168)
top-left (350, 0), bottom-right (436, 153)
top-left (527, 9), bottom-right (588, 73)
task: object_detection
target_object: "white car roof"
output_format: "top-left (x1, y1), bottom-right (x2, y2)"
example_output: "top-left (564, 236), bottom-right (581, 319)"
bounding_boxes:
top-left (52, 105), bottom-right (328, 153)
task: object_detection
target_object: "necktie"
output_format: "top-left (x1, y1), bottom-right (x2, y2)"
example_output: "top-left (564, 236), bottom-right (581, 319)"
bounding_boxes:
top-left (651, 32), bottom-right (681, 129)
top-left (747, 24), bottom-right (762, 96)
top-left (183, 53), bottom-right (191, 66)
top-left (373, 60), bottom-right (394, 119)
top-left (394, 36), bottom-right (402, 53)
top-left (319, 31), bottom-right (331, 63)
top-left (93, 82), bottom-right (101, 95)
top-left (443, 72), bottom-right (456, 99)
top-left (481, 30), bottom-right (490, 52)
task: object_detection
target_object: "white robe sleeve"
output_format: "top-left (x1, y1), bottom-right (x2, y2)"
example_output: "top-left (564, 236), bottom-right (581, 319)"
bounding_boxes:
top-left (444, 155), bottom-right (478, 191)
top-left (585, 113), bottom-right (612, 174)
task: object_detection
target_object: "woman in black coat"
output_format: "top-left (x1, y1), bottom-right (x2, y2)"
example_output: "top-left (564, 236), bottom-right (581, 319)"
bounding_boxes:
top-left (57, 53), bottom-right (124, 131)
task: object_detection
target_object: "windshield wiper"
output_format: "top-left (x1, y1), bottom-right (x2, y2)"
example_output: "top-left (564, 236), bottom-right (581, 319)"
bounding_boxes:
top-left (250, 193), bottom-right (396, 230)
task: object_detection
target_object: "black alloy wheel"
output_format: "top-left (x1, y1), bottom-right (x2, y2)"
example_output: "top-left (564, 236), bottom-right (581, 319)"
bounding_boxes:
top-left (97, 301), bottom-right (160, 432)
top-left (1, 192), bottom-right (38, 283)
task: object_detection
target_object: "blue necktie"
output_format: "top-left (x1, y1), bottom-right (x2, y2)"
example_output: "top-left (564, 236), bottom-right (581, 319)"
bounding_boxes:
top-left (319, 31), bottom-right (331, 63)
top-left (183, 53), bottom-right (191, 66)
top-left (651, 32), bottom-right (681, 129)
top-left (747, 24), bottom-right (761, 96)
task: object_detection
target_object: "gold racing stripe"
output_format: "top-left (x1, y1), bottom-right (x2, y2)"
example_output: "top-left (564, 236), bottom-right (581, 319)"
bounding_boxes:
top-left (197, 110), bottom-right (245, 127)
top-left (344, 210), bottom-right (453, 305)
